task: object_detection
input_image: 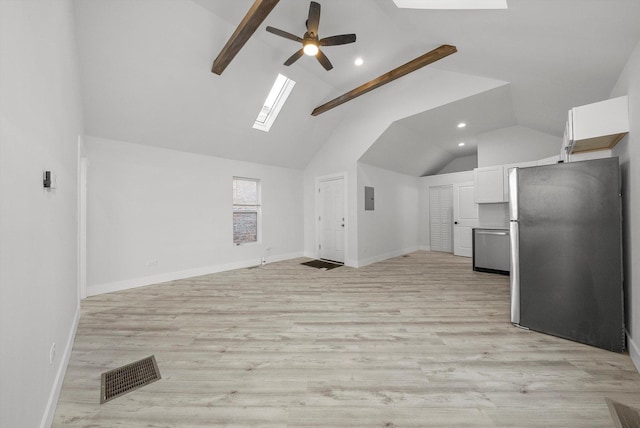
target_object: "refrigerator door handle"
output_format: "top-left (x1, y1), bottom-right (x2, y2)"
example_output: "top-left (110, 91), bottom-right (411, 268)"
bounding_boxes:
top-left (509, 168), bottom-right (519, 221)
top-left (509, 220), bottom-right (520, 325)
top-left (508, 167), bottom-right (520, 325)
top-left (476, 231), bottom-right (508, 236)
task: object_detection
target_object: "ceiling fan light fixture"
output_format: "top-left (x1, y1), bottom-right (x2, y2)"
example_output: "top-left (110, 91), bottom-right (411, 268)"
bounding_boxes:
top-left (266, 2), bottom-right (356, 70)
top-left (303, 42), bottom-right (319, 56)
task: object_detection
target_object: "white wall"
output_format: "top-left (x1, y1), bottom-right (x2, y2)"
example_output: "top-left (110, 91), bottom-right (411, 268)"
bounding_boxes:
top-left (357, 163), bottom-right (420, 266)
top-left (477, 125), bottom-right (561, 167)
top-left (611, 40), bottom-right (640, 370)
top-left (0, 1), bottom-right (83, 427)
top-left (436, 154), bottom-right (478, 175)
top-left (303, 69), bottom-right (509, 266)
top-left (86, 137), bottom-right (304, 295)
top-left (477, 204), bottom-right (509, 228)
top-left (418, 171), bottom-right (475, 250)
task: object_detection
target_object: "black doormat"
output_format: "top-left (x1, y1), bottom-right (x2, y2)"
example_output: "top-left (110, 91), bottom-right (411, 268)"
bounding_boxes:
top-left (101, 355), bottom-right (161, 403)
top-left (301, 259), bottom-right (342, 270)
top-left (606, 398), bottom-right (640, 428)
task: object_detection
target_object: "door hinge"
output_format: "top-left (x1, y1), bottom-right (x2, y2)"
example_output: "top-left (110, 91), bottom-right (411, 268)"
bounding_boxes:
top-left (319, 244), bottom-right (321, 249)
top-left (319, 216), bottom-right (321, 221)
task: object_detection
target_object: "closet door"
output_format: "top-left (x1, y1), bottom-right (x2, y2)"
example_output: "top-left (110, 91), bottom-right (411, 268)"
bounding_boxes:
top-left (429, 185), bottom-right (453, 253)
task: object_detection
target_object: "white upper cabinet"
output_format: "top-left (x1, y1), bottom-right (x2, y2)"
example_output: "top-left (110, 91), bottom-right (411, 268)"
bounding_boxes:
top-left (565, 95), bottom-right (629, 154)
top-left (474, 161), bottom-right (548, 204)
top-left (474, 166), bottom-right (504, 203)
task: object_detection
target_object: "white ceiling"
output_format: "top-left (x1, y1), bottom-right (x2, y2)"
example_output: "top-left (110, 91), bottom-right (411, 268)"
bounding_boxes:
top-left (360, 85), bottom-right (516, 176)
top-left (74, 0), bottom-right (640, 171)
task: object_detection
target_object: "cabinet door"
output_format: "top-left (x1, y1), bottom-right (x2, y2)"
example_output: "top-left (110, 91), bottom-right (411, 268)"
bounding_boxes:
top-left (571, 95), bottom-right (628, 143)
top-left (474, 166), bottom-right (504, 203)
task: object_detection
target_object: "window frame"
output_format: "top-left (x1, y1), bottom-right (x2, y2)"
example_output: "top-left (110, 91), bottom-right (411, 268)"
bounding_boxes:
top-left (232, 177), bottom-right (261, 245)
top-left (252, 73), bottom-right (296, 132)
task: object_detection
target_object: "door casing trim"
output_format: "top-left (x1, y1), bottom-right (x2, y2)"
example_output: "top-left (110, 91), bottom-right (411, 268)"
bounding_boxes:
top-left (315, 172), bottom-right (348, 264)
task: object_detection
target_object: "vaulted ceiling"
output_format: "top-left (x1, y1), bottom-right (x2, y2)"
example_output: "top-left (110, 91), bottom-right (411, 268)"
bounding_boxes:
top-left (360, 85), bottom-right (517, 176)
top-left (74, 0), bottom-right (640, 171)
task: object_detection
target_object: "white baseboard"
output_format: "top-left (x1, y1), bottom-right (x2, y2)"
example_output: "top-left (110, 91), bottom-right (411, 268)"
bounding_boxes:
top-left (87, 252), bottom-right (304, 296)
top-left (356, 246), bottom-right (421, 268)
top-left (627, 331), bottom-right (640, 374)
top-left (40, 304), bottom-right (80, 428)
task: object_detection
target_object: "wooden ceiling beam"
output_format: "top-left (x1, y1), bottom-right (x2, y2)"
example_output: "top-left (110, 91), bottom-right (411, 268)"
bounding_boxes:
top-left (311, 44), bottom-right (457, 116)
top-left (211, 0), bottom-right (280, 75)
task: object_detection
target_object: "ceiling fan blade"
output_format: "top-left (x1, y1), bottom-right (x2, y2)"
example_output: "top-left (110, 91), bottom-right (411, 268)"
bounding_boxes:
top-left (266, 26), bottom-right (302, 43)
top-left (307, 1), bottom-right (321, 36)
top-left (319, 34), bottom-right (357, 46)
top-left (316, 49), bottom-right (333, 71)
top-left (284, 48), bottom-right (305, 66)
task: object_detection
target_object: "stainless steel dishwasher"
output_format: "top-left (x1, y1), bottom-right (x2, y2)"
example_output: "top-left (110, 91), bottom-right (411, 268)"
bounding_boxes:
top-left (473, 228), bottom-right (510, 275)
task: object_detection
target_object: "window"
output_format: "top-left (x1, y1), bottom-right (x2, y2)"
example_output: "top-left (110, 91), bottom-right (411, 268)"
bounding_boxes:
top-left (252, 73), bottom-right (296, 132)
top-left (233, 177), bottom-right (261, 245)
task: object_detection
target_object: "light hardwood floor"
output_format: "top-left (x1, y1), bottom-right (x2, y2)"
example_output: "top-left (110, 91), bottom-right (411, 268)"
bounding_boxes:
top-left (54, 251), bottom-right (640, 427)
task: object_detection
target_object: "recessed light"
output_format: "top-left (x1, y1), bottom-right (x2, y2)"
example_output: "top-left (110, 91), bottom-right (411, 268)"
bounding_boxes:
top-left (354, 57), bottom-right (363, 66)
top-left (457, 122), bottom-right (466, 128)
top-left (458, 142), bottom-right (465, 147)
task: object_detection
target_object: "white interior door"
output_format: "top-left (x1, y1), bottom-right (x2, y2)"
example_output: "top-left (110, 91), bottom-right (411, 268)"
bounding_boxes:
top-left (453, 181), bottom-right (479, 257)
top-left (429, 185), bottom-right (452, 253)
top-left (319, 177), bottom-right (345, 263)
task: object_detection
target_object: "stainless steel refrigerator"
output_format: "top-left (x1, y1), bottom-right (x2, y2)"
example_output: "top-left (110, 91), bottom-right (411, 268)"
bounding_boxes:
top-left (509, 157), bottom-right (624, 352)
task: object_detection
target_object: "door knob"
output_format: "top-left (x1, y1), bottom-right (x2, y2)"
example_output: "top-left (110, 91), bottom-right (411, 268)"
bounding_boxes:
top-left (454, 221), bottom-right (459, 224)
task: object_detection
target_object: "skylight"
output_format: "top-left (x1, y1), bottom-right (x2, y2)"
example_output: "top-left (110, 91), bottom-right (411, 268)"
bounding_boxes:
top-left (392, 0), bottom-right (507, 9)
top-left (253, 73), bottom-right (296, 132)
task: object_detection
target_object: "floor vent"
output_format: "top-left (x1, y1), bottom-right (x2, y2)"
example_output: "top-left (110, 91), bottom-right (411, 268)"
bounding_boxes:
top-left (101, 355), bottom-right (161, 404)
top-left (301, 259), bottom-right (342, 270)
top-left (607, 398), bottom-right (640, 428)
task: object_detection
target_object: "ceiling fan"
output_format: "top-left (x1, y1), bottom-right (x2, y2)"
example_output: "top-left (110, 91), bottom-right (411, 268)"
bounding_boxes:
top-left (266, 1), bottom-right (356, 71)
